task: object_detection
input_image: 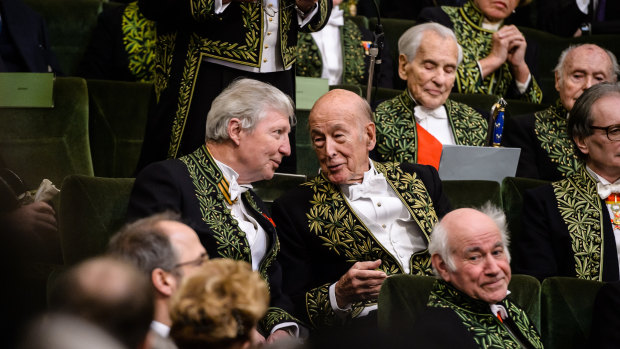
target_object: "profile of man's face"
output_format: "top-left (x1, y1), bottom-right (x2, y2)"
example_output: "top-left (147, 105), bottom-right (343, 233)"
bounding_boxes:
top-left (160, 221), bottom-right (206, 281)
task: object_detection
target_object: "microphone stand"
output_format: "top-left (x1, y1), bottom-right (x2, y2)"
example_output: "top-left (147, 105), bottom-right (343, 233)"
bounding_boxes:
top-left (365, 0), bottom-right (384, 103)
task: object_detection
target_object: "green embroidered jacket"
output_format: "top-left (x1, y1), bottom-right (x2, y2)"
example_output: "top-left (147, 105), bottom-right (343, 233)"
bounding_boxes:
top-left (422, 280), bottom-right (544, 349)
top-left (272, 161), bottom-right (451, 329)
top-left (127, 145), bottom-right (299, 333)
top-left (296, 18), bottom-right (365, 85)
top-left (122, 2), bottom-right (156, 82)
top-left (419, 0), bottom-right (543, 103)
top-left (374, 91), bottom-right (488, 163)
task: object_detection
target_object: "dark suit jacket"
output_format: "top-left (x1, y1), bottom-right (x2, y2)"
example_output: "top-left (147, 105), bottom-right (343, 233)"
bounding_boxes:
top-left (0, 0), bottom-right (61, 73)
top-left (272, 161), bottom-right (451, 329)
top-left (590, 281), bottom-right (620, 348)
top-left (127, 145), bottom-right (295, 332)
top-left (514, 168), bottom-right (619, 282)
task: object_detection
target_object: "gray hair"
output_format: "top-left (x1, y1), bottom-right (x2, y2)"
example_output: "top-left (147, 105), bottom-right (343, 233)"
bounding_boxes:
top-left (554, 44), bottom-right (620, 83)
top-left (429, 203), bottom-right (511, 275)
top-left (398, 22), bottom-right (463, 66)
top-left (205, 78), bottom-right (296, 142)
top-left (108, 211), bottom-right (181, 276)
top-left (568, 82), bottom-right (620, 161)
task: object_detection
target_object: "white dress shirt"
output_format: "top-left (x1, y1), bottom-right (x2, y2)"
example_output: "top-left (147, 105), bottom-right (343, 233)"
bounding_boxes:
top-left (310, 5), bottom-right (344, 85)
top-left (328, 161), bottom-right (427, 316)
top-left (211, 0), bottom-right (319, 72)
top-left (150, 321), bottom-right (170, 338)
top-left (408, 91), bottom-right (455, 145)
top-left (587, 165), bottom-right (620, 279)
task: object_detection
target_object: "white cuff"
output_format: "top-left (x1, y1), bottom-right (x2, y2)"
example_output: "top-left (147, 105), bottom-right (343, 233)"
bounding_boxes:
top-left (576, 0), bottom-right (590, 14)
top-left (297, 4), bottom-right (319, 26)
top-left (329, 282), bottom-right (352, 318)
top-left (271, 322), bottom-right (300, 338)
top-left (476, 60), bottom-right (483, 77)
top-left (214, 0), bottom-right (231, 14)
top-left (515, 74), bottom-right (531, 94)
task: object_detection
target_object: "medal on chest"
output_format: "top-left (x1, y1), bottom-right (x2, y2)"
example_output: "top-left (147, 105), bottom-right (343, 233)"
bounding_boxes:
top-left (606, 193), bottom-right (620, 228)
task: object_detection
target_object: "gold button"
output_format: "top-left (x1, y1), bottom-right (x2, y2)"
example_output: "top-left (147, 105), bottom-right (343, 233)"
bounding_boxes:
top-left (263, 58), bottom-right (268, 62)
top-left (382, 224), bottom-right (386, 229)
top-left (267, 32), bottom-right (272, 36)
top-left (269, 17), bottom-right (273, 22)
top-left (265, 45), bottom-right (269, 49)
top-left (377, 202), bottom-right (382, 207)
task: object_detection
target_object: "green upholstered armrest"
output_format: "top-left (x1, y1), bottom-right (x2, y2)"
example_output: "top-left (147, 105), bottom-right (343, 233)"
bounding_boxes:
top-left (58, 175), bottom-right (134, 265)
top-left (442, 180), bottom-right (501, 209)
top-left (253, 173), bottom-right (307, 212)
top-left (507, 274), bottom-right (542, 331)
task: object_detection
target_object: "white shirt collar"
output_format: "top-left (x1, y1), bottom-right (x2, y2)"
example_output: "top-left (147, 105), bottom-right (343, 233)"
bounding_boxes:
top-left (407, 89), bottom-right (447, 121)
top-left (213, 159), bottom-right (252, 203)
top-left (340, 161), bottom-right (388, 201)
top-left (150, 321), bottom-right (170, 338)
top-left (328, 5), bottom-right (344, 27)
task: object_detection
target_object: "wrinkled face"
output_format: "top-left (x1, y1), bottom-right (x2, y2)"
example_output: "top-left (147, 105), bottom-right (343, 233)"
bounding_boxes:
top-left (309, 91), bottom-right (375, 185)
top-left (474, 0), bottom-right (519, 22)
top-left (556, 45), bottom-right (616, 111)
top-left (399, 31), bottom-right (458, 109)
top-left (236, 110), bottom-right (291, 183)
top-left (161, 221), bottom-right (207, 281)
top-left (575, 94), bottom-right (620, 182)
top-left (437, 210), bottom-right (511, 304)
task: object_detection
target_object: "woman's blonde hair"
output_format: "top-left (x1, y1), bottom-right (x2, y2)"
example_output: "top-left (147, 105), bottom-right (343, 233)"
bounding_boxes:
top-left (169, 259), bottom-right (269, 349)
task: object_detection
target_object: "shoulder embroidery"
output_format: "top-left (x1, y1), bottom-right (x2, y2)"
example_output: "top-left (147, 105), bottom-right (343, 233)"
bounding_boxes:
top-left (374, 91), bottom-right (418, 163)
top-left (445, 99), bottom-right (488, 146)
top-left (121, 2), bottom-right (157, 82)
top-left (552, 168), bottom-right (605, 280)
top-left (341, 19), bottom-right (365, 85)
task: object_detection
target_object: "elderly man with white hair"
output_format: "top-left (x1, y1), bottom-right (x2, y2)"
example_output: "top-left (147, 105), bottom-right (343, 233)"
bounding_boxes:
top-left (410, 205), bottom-right (543, 348)
top-left (127, 78), bottom-right (299, 343)
top-left (374, 22), bottom-right (488, 169)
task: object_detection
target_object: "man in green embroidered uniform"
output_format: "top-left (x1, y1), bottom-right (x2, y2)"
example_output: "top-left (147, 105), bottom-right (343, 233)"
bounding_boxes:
top-left (272, 89), bottom-right (451, 330)
top-left (418, 0), bottom-right (543, 103)
top-left (514, 82), bottom-right (620, 282)
top-left (411, 205), bottom-right (543, 348)
top-left (127, 79), bottom-right (301, 343)
top-left (503, 44), bottom-right (619, 181)
top-left (374, 22), bottom-right (488, 166)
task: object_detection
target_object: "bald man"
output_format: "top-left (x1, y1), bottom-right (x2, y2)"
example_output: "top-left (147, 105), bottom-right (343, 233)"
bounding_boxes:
top-left (272, 89), bottom-right (451, 330)
top-left (503, 44), bottom-right (619, 181)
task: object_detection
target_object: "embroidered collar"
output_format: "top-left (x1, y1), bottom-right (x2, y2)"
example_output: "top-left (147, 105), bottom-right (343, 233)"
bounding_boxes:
top-left (433, 280), bottom-right (509, 314)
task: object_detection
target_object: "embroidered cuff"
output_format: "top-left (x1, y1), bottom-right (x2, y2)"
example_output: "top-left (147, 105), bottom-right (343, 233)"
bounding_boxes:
top-left (329, 282), bottom-right (352, 318)
top-left (515, 74), bottom-right (531, 95)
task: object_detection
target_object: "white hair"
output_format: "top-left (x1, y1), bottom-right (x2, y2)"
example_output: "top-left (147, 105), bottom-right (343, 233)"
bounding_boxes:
top-left (398, 22), bottom-right (463, 66)
top-left (428, 203), bottom-right (511, 277)
top-left (205, 78), bottom-right (296, 142)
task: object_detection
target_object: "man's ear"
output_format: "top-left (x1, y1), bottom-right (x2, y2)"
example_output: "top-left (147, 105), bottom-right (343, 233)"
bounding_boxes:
top-left (365, 122), bottom-right (376, 151)
top-left (554, 70), bottom-right (561, 93)
top-left (398, 54), bottom-right (409, 81)
top-left (152, 268), bottom-right (176, 297)
top-left (227, 118), bottom-right (243, 146)
top-left (573, 135), bottom-right (589, 156)
top-left (431, 254), bottom-right (451, 283)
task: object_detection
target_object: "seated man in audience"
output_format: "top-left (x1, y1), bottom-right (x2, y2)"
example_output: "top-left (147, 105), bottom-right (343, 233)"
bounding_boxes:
top-left (503, 44), bottom-right (619, 181)
top-left (514, 82), bottom-right (620, 281)
top-left (49, 256), bottom-right (154, 349)
top-left (127, 78), bottom-right (299, 341)
top-left (374, 23), bottom-right (488, 168)
top-left (272, 89), bottom-right (451, 329)
top-left (108, 211), bottom-right (206, 343)
top-left (411, 205), bottom-right (543, 348)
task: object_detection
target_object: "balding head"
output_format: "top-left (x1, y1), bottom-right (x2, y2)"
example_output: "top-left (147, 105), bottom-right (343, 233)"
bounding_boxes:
top-left (308, 90), bottom-right (376, 185)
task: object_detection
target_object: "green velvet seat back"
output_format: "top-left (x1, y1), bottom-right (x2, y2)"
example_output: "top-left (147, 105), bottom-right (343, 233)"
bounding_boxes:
top-left (378, 274), bottom-right (542, 336)
top-left (541, 277), bottom-right (604, 349)
top-left (24, 0), bottom-right (104, 76)
top-left (87, 79), bottom-right (152, 178)
top-left (295, 109), bottom-right (320, 177)
top-left (0, 77), bottom-right (93, 188)
top-left (329, 84), bottom-right (363, 95)
top-left (442, 180), bottom-right (501, 209)
top-left (253, 173), bottom-right (307, 212)
top-left (59, 175), bottom-right (134, 265)
top-left (369, 17), bottom-right (416, 91)
top-left (501, 177), bottom-right (549, 263)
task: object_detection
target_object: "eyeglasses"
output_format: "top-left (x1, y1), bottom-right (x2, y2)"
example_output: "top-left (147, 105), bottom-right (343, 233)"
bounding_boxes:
top-left (173, 252), bottom-right (208, 269)
top-left (590, 124), bottom-right (620, 141)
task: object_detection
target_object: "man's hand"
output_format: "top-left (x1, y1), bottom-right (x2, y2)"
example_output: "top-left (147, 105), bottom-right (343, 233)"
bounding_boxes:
top-left (334, 260), bottom-right (387, 308)
top-left (6, 201), bottom-right (57, 238)
top-left (296, 0), bottom-right (317, 13)
top-left (266, 329), bottom-right (291, 344)
top-left (479, 25), bottom-right (527, 80)
top-left (503, 25), bottom-right (530, 84)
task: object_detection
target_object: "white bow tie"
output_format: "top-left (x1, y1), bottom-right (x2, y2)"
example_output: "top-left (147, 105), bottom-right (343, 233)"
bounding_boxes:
top-left (414, 105), bottom-right (445, 121)
top-left (229, 181), bottom-right (251, 204)
top-left (597, 182), bottom-right (620, 199)
top-left (329, 6), bottom-right (344, 26)
top-left (345, 172), bottom-right (387, 201)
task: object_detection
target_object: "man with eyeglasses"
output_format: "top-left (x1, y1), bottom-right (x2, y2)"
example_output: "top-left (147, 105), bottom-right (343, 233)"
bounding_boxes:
top-left (503, 44), bottom-right (619, 181)
top-left (514, 82), bottom-right (620, 282)
top-left (108, 211), bottom-right (207, 344)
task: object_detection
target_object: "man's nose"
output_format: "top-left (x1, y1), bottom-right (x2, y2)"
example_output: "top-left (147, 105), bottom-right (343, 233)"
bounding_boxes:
top-left (324, 137), bottom-right (337, 157)
top-left (280, 133), bottom-right (291, 156)
top-left (583, 75), bottom-right (596, 90)
top-left (483, 255), bottom-right (502, 275)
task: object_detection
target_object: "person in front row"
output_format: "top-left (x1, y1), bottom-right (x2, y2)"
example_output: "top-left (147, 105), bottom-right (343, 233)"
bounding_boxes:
top-left (411, 205), bottom-right (543, 349)
top-left (374, 22), bottom-right (488, 168)
top-left (272, 89), bottom-right (451, 330)
top-left (127, 78), bottom-right (299, 342)
top-left (503, 44), bottom-right (619, 181)
top-left (514, 82), bottom-right (620, 281)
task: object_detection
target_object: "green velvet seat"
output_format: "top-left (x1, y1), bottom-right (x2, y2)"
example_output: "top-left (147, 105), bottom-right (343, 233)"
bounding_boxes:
top-left (24, 0), bottom-right (104, 76)
top-left (378, 274), bottom-right (542, 336)
top-left (295, 109), bottom-right (320, 177)
top-left (500, 177), bottom-right (549, 262)
top-left (0, 77), bottom-right (93, 188)
top-left (540, 277), bottom-right (604, 349)
top-left (253, 173), bottom-right (307, 212)
top-left (442, 180), bottom-right (501, 209)
top-left (58, 174), bottom-right (134, 265)
top-left (87, 79), bottom-right (152, 178)
top-left (329, 84), bottom-right (363, 95)
top-left (369, 17), bottom-right (416, 91)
